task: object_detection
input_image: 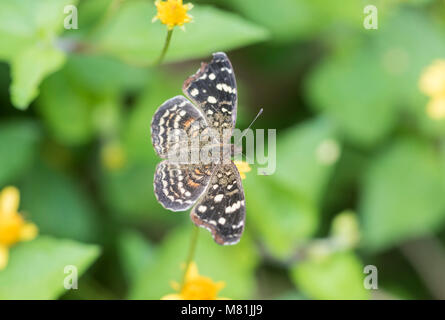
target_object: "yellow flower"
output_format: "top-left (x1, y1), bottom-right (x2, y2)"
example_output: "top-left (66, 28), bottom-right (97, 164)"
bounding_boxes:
top-left (426, 95), bottom-right (445, 120)
top-left (161, 262), bottom-right (227, 300)
top-left (419, 60), bottom-right (445, 97)
top-left (0, 186), bottom-right (38, 270)
top-left (152, 0), bottom-right (193, 30)
top-left (233, 160), bottom-right (251, 180)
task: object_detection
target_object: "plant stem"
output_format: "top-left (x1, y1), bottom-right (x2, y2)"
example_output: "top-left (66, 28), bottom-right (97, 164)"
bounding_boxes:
top-left (155, 29), bottom-right (173, 66)
top-left (180, 226), bottom-right (199, 290)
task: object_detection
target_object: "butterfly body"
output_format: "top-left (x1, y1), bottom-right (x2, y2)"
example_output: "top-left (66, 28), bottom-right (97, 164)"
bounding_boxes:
top-left (151, 52), bottom-right (245, 245)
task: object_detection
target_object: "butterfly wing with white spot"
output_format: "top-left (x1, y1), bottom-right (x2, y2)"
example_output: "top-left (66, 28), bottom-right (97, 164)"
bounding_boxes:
top-left (151, 95), bottom-right (207, 159)
top-left (182, 52), bottom-right (237, 139)
top-left (154, 161), bottom-right (215, 211)
top-left (190, 162), bottom-right (245, 245)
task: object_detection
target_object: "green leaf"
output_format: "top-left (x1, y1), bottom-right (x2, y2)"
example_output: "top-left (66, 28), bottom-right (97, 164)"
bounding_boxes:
top-left (369, 9), bottom-right (445, 138)
top-left (291, 251), bottom-right (369, 300)
top-left (244, 175), bottom-right (318, 260)
top-left (20, 163), bottom-right (100, 243)
top-left (100, 162), bottom-right (167, 222)
top-left (0, 236), bottom-right (100, 300)
top-left (274, 117), bottom-right (339, 203)
top-left (360, 137), bottom-right (445, 251)
top-left (97, 1), bottom-right (269, 65)
top-left (0, 0), bottom-right (76, 60)
top-left (226, 0), bottom-right (310, 42)
top-left (37, 70), bottom-right (94, 145)
top-left (129, 226), bottom-right (258, 299)
top-left (0, 119), bottom-right (40, 185)
top-left (118, 230), bottom-right (156, 285)
top-left (226, 0), bottom-right (362, 42)
top-left (0, 0), bottom-right (78, 109)
top-left (64, 54), bottom-right (150, 94)
top-left (11, 45), bottom-right (65, 109)
top-left (244, 118), bottom-right (338, 259)
top-left (37, 68), bottom-right (122, 146)
top-left (307, 47), bottom-right (396, 146)
top-left (373, 9), bottom-right (445, 113)
top-left (0, 2), bottom-right (34, 60)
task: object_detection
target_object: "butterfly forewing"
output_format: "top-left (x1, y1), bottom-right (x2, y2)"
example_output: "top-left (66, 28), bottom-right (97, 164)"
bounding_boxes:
top-left (190, 162), bottom-right (245, 245)
top-left (151, 95), bottom-right (207, 159)
top-left (183, 52), bottom-right (237, 139)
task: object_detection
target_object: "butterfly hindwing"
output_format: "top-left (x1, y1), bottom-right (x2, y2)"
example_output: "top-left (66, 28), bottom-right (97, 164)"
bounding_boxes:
top-left (154, 161), bottom-right (215, 211)
top-left (183, 52), bottom-right (237, 138)
top-left (190, 162), bottom-right (245, 245)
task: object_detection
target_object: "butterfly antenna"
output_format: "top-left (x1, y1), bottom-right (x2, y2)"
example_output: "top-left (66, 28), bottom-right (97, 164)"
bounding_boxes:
top-left (236, 108), bottom-right (263, 145)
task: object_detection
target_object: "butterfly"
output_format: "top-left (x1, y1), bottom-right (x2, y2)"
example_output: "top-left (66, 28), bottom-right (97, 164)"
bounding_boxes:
top-left (150, 52), bottom-right (245, 245)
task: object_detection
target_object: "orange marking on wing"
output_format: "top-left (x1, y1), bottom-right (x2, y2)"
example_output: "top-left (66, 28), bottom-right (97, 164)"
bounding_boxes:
top-left (187, 179), bottom-right (200, 188)
top-left (183, 118), bottom-right (194, 129)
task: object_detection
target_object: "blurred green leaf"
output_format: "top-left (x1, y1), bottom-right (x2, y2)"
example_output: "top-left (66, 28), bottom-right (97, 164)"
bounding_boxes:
top-left (0, 236), bottom-right (100, 300)
top-left (37, 71), bottom-right (94, 145)
top-left (0, 119), bottom-right (40, 185)
top-left (291, 251), bottom-right (369, 300)
top-left (64, 54), bottom-right (150, 94)
top-left (38, 68), bottom-right (122, 145)
top-left (77, 0), bottom-right (111, 33)
top-left (20, 163), bottom-right (101, 243)
top-left (274, 117), bottom-right (339, 203)
top-left (244, 118), bottom-right (338, 259)
top-left (96, 1), bottom-right (269, 65)
top-left (100, 162), bottom-right (166, 222)
top-left (307, 47), bottom-right (396, 146)
top-left (245, 175), bottom-right (317, 260)
top-left (0, 0), bottom-right (76, 59)
top-left (360, 137), bottom-right (445, 251)
top-left (226, 0), bottom-right (312, 42)
top-left (0, 0), bottom-right (79, 109)
top-left (11, 45), bottom-right (65, 109)
top-left (118, 230), bottom-right (156, 285)
top-left (129, 226), bottom-right (258, 299)
top-left (226, 0), bottom-right (362, 42)
top-left (374, 9), bottom-right (445, 113)
top-left (310, 9), bottom-right (445, 144)
top-left (370, 9), bottom-right (445, 138)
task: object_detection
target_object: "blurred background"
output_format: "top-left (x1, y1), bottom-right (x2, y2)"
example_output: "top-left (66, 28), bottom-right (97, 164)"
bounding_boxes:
top-left (1, 0), bottom-right (445, 300)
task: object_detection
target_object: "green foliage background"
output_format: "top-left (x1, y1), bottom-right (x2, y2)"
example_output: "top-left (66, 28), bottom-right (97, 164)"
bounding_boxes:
top-left (1, 0), bottom-right (445, 300)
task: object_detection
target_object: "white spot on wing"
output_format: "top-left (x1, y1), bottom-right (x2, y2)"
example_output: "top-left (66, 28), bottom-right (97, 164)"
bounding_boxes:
top-left (191, 88), bottom-right (199, 97)
top-left (225, 201), bottom-right (241, 213)
top-left (207, 96), bottom-right (217, 104)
